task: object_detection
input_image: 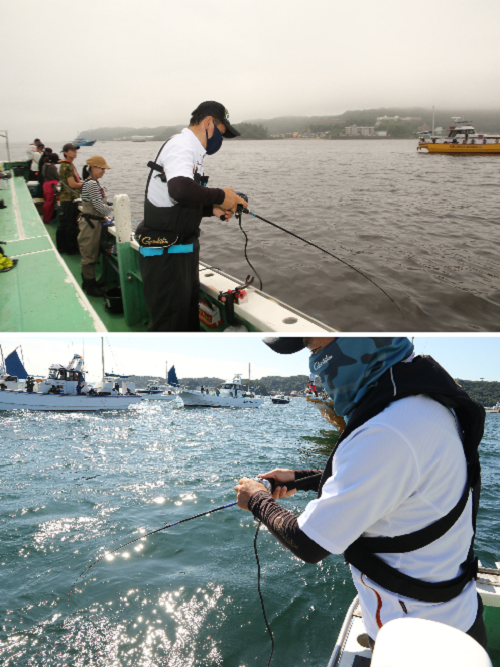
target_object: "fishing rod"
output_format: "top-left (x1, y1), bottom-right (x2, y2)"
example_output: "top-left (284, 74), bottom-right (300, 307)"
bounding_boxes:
top-left (224, 195), bottom-right (404, 320)
top-left (71, 472), bottom-right (322, 666)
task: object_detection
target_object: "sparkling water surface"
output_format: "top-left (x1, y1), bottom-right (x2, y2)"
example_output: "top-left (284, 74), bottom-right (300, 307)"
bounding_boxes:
top-left (7, 139), bottom-right (500, 331)
top-left (1, 400), bottom-right (499, 666)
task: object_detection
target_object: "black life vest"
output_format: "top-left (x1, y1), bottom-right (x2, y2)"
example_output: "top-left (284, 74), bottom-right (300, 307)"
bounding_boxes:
top-left (318, 355), bottom-right (484, 603)
top-left (135, 139), bottom-right (206, 248)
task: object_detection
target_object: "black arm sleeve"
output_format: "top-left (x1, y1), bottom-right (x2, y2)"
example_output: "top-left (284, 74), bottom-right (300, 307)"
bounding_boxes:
top-left (248, 490), bottom-right (331, 564)
top-left (168, 176), bottom-right (224, 207)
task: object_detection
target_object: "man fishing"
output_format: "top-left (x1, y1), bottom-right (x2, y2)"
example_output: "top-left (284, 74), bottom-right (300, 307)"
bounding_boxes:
top-left (136, 101), bottom-right (248, 332)
top-left (234, 337), bottom-right (487, 650)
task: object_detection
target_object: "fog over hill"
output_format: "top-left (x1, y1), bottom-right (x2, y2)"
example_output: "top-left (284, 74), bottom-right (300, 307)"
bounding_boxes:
top-left (79, 108), bottom-right (500, 141)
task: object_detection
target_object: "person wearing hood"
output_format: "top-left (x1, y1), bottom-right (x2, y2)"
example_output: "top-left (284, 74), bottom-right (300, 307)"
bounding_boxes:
top-left (234, 337), bottom-right (487, 652)
top-left (136, 101), bottom-right (248, 332)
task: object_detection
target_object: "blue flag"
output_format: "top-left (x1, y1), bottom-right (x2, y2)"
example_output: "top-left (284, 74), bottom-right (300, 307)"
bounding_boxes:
top-left (168, 365), bottom-right (179, 387)
top-left (5, 348), bottom-right (28, 380)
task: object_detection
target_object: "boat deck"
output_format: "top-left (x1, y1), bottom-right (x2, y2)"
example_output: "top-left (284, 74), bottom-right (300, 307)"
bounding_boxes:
top-left (0, 172), bottom-right (105, 332)
top-left (1, 168), bottom-right (333, 333)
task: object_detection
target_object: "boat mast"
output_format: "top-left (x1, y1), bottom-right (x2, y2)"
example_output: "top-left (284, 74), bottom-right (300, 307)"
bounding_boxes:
top-left (432, 106), bottom-right (435, 135)
top-left (248, 363), bottom-right (250, 392)
top-left (101, 338), bottom-right (105, 381)
top-left (0, 344), bottom-right (4, 374)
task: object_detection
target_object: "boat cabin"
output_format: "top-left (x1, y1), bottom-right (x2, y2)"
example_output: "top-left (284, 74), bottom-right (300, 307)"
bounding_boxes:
top-left (218, 374), bottom-right (244, 398)
top-left (39, 354), bottom-right (86, 394)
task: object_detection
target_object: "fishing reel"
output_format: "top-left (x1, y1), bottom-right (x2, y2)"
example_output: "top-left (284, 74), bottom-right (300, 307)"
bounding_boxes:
top-left (219, 192), bottom-right (249, 221)
top-left (252, 474), bottom-right (322, 494)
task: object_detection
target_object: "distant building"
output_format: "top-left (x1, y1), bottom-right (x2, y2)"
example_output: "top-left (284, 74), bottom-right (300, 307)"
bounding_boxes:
top-left (376, 131), bottom-right (388, 137)
top-left (401, 116), bottom-right (422, 121)
top-left (418, 124), bottom-right (430, 132)
top-left (292, 132), bottom-right (299, 138)
top-left (285, 133), bottom-right (293, 138)
top-left (345, 125), bottom-right (375, 136)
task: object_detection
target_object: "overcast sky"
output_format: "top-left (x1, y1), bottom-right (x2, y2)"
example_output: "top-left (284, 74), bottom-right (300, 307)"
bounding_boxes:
top-left (1, 335), bottom-right (499, 383)
top-left (2, 0), bottom-right (500, 142)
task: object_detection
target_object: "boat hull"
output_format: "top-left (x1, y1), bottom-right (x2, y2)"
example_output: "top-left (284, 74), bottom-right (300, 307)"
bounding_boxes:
top-left (74, 140), bottom-right (96, 147)
top-left (137, 393), bottom-right (177, 401)
top-left (271, 399), bottom-right (290, 404)
top-left (0, 390), bottom-right (141, 411)
top-left (418, 142), bottom-right (500, 154)
top-left (178, 390), bottom-right (264, 408)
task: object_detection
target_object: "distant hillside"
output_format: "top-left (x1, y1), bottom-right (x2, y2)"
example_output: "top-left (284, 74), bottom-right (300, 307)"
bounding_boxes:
top-left (79, 108), bottom-right (500, 143)
top-left (129, 374), bottom-right (315, 396)
top-left (457, 380), bottom-right (500, 407)
top-left (129, 374), bottom-right (498, 405)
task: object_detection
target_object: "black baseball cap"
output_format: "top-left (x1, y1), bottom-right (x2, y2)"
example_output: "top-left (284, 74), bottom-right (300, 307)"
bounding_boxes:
top-left (192, 101), bottom-right (241, 138)
top-left (62, 143), bottom-right (80, 152)
top-left (263, 337), bottom-right (307, 354)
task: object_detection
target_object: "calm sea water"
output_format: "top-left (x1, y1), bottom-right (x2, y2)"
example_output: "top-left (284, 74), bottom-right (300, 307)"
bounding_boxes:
top-left (0, 400), bottom-right (499, 666)
top-left (6, 139), bottom-right (500, 331)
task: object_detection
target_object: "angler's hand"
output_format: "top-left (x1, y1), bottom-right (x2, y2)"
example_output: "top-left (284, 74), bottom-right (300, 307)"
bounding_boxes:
top-left (213, 206), bottom-right (233, 221)
top-left (221, 188), bottom-right (248, 212)
top-left (234, 477), bottom-right (267, 511)
top-left (259, 469), bottom-right (297, 500)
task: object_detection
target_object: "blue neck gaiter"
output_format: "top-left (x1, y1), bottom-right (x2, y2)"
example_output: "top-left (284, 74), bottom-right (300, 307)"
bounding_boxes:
top-left (308, 337), bottom-right (414, 418)
top-left (206, 124), bottom-right (223, 155)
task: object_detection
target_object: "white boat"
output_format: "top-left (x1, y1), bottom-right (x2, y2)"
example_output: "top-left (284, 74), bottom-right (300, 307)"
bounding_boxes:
top-left (485, 402), bottom-right (500, 413)
top-left (0, 347), bottom-right (141, 412)
top-left (178, 374), bottom-right (264, 408)
top-left (329, 564), bottom-right (499, 666)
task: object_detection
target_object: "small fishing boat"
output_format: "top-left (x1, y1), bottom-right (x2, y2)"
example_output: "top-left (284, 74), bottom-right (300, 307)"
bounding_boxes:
top-left (0, 353), bottom-right (141, 411)
top-left (271, 395), bottom-right (290, 404)
top-left (136, 364), bottom-right (179, 400)
top-left (328, 563), bottom-right (500, 666)
top-left (73, 138), bottom-right (96, 147)
top-left (137, 381), bottom-right (177, 401)
top-left (418, 118), bottom-right (500, 154)
top-left (178, 374), bottom-right (264, 408)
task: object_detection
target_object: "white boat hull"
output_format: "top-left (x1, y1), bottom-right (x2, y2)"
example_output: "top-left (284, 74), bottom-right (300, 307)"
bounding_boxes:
top-left (138, 393), bottom-right (177, 401)
top-left (178, 390), bottom-right (264, 408)
top-left (0, 390), bottom-right (142, 411)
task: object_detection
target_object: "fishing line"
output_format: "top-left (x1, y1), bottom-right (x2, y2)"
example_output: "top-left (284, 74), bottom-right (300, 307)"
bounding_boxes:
top-left (237, 214), bottom-right (263, 290)
top-left (235, 202), bottom-right (404, 320)
top-left (254, 520), bottom-right (274, 666)
top-left (70, 500), bottom-right (237, 595)
top-left (71, 473), bottom-right (321, 664)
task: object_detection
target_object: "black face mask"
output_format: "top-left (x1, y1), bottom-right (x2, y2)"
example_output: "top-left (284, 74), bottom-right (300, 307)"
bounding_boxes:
top-left (206, 122), bottom-right (223, 155)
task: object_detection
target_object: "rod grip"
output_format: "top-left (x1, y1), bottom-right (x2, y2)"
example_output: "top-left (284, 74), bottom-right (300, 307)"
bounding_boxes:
top-left (263, 473), bottom-right (322, 493)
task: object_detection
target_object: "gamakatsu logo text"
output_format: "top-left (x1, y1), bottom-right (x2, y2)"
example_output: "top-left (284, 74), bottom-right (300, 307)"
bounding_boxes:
top-left (314, 355), bottom-right (332, 370)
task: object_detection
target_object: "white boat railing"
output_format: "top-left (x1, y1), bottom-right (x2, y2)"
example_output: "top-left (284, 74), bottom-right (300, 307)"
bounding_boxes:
top-left (327, 595), bottom-right (359, 667)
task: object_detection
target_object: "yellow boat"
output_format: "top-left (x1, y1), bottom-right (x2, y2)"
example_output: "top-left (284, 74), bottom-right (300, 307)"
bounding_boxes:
top-left (418, 118), bottom-right (500, 154)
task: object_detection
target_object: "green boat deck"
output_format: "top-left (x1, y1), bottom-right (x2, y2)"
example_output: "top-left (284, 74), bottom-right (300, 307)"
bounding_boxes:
top-left (0, 172), bottom-right (108, 332)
